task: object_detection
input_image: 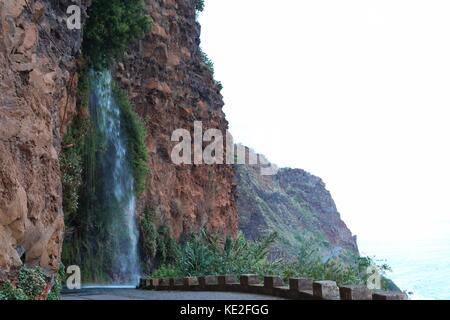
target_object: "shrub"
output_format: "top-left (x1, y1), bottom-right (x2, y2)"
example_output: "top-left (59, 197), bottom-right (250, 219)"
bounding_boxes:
top-left (141, 208), bottom-right (158, 258)
top-left (195, 0), bottom-right (205, 12)
top-left (199, 49), bottom-right (223, 91)
top-left (150, 230), bottom-right (392, 288)
top-left (151, 265), bottom-right (183, 279)
top-left (200, 49), bottom-right (215, 75)
top-left (47, 264), bottom-right (66, 300)
top-left (18, 267), bottom-right (47, 299)
top-left (0, 266), bottom-right (67, 300)
top-left (152, 230), bottom-right (279, 277)
top-left (83, 0), bottom-right (151, 69)
top-left (0, 282), bottom-right (28, 301)
top-left (215, 80), bottom-right (223, 91)
top-left (156, 226), bottom-right (179, 265)
top-left (139, 209), bottom-right (179, 266)
top-left (277, 245), bottom-right (393, 286)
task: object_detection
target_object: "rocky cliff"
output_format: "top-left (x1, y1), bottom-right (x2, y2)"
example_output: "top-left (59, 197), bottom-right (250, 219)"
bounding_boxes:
top-left (114, 0), bottom-right (237, 240)
top-left (1, 0), bottom-right (357, 283)
top-left (236, 158), bottom-right (358, 260)
top-left (1, 0), bottom-right (237, 281)
top-left (0, 0), bottom-right (84, 277)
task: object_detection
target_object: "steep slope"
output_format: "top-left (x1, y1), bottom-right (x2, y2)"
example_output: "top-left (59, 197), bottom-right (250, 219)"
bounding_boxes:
top-left (114, 0), bottom-right (237, 240)
top-left (0, 0), bottom-right (84, 277)
top-left (236, 160), bottom-right (358, 260)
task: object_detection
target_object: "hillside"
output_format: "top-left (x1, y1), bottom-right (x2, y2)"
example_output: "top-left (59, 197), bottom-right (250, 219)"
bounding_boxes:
top-left (236, 160), bottom-right (358, 260)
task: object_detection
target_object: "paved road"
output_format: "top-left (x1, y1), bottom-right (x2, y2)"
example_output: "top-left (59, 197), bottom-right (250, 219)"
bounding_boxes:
top-left (61, 288), bottom-right (285, 300)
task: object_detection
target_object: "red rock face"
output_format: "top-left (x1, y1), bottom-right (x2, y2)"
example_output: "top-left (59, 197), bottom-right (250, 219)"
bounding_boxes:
top-left (0, 0), bottom-right (83, 276)
top-left (115, 0), bottom-right (237, 239)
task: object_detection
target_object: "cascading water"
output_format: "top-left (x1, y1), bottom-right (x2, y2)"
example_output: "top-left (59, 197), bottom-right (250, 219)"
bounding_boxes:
top-left (85, 70), bottom-right (140, 286)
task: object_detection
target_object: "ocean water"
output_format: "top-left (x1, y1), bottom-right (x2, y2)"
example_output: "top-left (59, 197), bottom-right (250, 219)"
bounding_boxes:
top-left (359, 222), bottom-right (450, 300)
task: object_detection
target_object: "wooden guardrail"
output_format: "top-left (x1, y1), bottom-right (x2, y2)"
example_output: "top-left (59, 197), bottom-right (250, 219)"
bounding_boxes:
top-left (139, 275), bottom-right (407, 300)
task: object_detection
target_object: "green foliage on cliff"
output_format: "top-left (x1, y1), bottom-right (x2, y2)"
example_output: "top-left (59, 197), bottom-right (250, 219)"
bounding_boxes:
top-left (60, 67), bottom-right (92, 223)
top-left (0, 282), bottom-right (28, 300)
top-left (113, 84), bottom-right (149, 196)
top-left (47, 264), bottom-right (66, 300)
top-left (141, 211), bottom-right (179, 264)
top-left (60, 116), bottom-right (90, 221)
top-left (0, 267), bottom-right (47, 300)
top-left (156, 226), bottom-right (180, 265)
top-left (199, 48), bottom-right (223, 91)
top-left (200, 48), bottom-right (215, 75)
top-left (140, 208), bottom-right (179, 275)
top-left (83, 0), bottom-right (151, 68)
top-left (18, 267), bottom-right (47, 299)
top-left (141, 208), bottom-right (158, 258)
top-left (195, 0), bottom-right (205, 12)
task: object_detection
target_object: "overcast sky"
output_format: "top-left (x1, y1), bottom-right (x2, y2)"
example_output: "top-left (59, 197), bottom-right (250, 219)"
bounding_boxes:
top-left (198, 0), bottom-right (450, 244)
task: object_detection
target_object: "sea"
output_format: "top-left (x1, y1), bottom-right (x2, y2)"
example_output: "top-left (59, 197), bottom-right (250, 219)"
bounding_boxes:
top-left (358, 220), bottom-right (450, 300)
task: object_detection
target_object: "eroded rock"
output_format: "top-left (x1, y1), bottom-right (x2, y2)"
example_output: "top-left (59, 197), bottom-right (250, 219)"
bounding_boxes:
top-left (0, 0), bottom-right (84, 275)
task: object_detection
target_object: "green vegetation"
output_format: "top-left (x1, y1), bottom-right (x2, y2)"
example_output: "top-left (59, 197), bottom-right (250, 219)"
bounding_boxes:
top-left (60, 69), bottom-right (98, 283)
top-left (83, 0), bottom-right (151, 69)
top-left (215, 81), bottom-right (223, 91)
top-left (113, 84), bottom-right (149, 196)
top-left (155, 226), bottom-right (179, 265)
top-left (279, 243), bottom-right (391, 286)
top-left (199, 48), bottom-right (223, 91)
top-left (195, 0), bottom-right (205, 12)
top-left (60, 116), bottom-right (90, 222)
top-left (151, 265), bottom-right (183, 279)
top-left (0, 266), bottom-right (67, 300)
top-left (47, 264), bottom-right (66, 300)
top-left (140, 208), bottom-right (178, 264)
top-left (200, 49), bottom-right (215, 75)
top-left (141, 208), bottom-right (158, 259)
top-left (0, 267), bottom-right (47, 300)
top-left (150, 230), bottom-right (392, 287)
top-left (151, 230), bottom-right (278, 278)
top-left (18, 267), bottom-right (47, 299)
top-left (60, 66), bottom-right (91, 227)
top-left (0, 282), bottom-right (28, 300)
top-left (139, 208), bottom-right (179, 275)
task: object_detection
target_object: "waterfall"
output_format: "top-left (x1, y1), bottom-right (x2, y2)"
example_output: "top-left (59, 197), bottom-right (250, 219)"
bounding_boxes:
top-left (86, 70), bottom-right (140, 285)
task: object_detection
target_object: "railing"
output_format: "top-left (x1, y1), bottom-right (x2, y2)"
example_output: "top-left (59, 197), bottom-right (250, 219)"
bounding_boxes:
top-left (139, 275), bottom-right (407, 300)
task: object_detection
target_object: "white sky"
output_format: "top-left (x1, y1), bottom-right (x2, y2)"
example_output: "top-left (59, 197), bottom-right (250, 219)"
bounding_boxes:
top-left (198, 0), bottom-right (450, 243)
